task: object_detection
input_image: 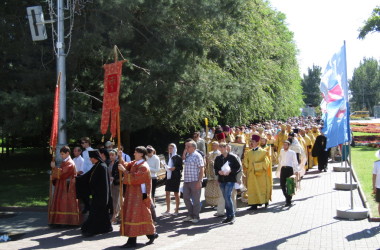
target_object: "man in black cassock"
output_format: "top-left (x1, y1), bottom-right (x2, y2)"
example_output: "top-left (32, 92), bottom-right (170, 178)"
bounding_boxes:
top-left (76, 150), bottom-right (113, 237)
top-left (312, 132), bottom-right (330, 172)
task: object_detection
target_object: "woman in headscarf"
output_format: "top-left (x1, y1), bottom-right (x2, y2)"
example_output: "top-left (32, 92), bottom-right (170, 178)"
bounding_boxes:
top-left (162, 143), bottom-right (183, 216)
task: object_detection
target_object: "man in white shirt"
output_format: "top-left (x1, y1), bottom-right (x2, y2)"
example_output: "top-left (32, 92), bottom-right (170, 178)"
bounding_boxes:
top-left (278, 140), bottom-right (299, 207)
top-left (146, 146), bottom-right (161, 205)
top-left (80, 137), bottom-right (93, 174)
top-left (372, 150), bottom-right (380, 216)
top-left (73, 146), bottom-right (85, 175)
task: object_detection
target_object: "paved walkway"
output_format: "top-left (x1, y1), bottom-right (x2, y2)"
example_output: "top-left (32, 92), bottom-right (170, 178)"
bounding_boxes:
top-left (1, 162), bottom-right (380, 249)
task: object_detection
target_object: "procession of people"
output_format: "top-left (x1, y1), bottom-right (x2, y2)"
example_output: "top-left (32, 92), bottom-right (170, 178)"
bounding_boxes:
top-left (47, 115), bottom-right (342, 248)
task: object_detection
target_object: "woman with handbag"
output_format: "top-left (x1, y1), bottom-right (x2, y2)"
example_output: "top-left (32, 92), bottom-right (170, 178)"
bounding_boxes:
top-left (162, 143), bottom-right (183, 216)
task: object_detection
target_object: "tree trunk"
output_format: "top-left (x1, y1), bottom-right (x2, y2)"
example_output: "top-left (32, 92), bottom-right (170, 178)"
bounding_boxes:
top-left (5, 135), bottom-right (10, 158)
top-left (11, 135), bottom-right (15, 154)
top-left (1, 132), bottom-right (4, 157)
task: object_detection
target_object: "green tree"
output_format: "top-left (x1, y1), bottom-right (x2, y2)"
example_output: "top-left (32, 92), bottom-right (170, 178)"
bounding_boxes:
top-left (0, 0), bottom-right (304, 153)
top-left (0, 1), bottom-right (55, 150)
top-left (301, 65), bottom-right (322, 107)
top-left (349, 58), bottom-right (380, 115)
top-left (358, 7), bottom-right (380, 39)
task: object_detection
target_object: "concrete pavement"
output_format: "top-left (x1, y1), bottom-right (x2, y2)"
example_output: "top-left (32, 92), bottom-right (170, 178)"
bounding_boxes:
top-left (1, 161), bottom-right (380, 249)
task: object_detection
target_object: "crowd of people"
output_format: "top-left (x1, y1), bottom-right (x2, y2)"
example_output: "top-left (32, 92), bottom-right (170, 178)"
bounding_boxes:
top-left (48, 116), bottom-right (347, 248)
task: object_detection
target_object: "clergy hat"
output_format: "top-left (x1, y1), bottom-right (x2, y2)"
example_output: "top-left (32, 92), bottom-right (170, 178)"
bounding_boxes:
top-left (260, 135), bottom-right (267, 140)
top-left (251, 134), bottom-right (261, 142)
top-left (216, 132), bottom-right (226, 140)
top-left (223, 126), bottom-right (231, 132)
top-left (88, 150), bottom-right (102, 161)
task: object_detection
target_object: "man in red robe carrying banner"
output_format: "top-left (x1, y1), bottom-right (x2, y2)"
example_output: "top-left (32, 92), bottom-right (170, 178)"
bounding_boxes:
top-left (48, 73), bottom-right (80, 226)
top-left (49, 146), bottom-right (81, 226)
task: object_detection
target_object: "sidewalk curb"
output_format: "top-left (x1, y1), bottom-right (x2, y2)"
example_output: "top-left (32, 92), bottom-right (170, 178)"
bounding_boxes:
top-left (351, 163), bottom-right (380, 222)
top-left (0, 206), bottom-right (47, 212)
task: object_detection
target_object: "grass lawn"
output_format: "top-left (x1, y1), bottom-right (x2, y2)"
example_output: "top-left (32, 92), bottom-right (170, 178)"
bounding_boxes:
top-left (351, 146), bottom-right (379, 217)
top-left (353, 132), bottom-right (380, 136)
top-left (0, 148), bottom-right (50, 207)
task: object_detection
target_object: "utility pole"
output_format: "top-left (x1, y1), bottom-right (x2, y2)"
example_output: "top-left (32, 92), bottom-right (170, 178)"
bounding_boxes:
top-left (56, 0), bottom-right (67, 159)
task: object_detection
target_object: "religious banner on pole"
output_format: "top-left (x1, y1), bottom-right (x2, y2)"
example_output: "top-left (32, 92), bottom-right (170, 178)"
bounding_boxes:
top-left (50, 72), bottom-right (61, 156)
top-left (101, 61), bottom-right (123, 138)
top-left (48, 72), bottom-right (61, 223)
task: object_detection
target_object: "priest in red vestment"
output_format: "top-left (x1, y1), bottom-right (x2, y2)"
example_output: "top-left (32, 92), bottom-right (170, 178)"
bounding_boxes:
top-left (118, 146), bottom-right (158, 248)
top-left (49, 146), bottom-right (81, 226)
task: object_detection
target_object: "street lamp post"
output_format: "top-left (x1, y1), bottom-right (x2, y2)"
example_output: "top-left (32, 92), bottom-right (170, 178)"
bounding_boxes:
top-left (56, 0), bottom-right (67, 160)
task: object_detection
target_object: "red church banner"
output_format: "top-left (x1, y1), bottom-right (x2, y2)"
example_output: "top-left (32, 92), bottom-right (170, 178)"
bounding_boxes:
top-left (49, 80), bottom-right (60, 154)
top-left (101, 61), bottom-right (123, 138)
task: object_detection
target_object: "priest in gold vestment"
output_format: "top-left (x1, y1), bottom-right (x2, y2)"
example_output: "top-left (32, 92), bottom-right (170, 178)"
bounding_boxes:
top-left (274, 124), bottom-right (288, 162)
top-left (243, 135), bottom-right (272, 210)
top-left (205, 141), bottom-right (221, 206)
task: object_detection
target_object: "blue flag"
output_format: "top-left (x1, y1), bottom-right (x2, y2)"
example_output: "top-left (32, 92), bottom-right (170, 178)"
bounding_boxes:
top-left (320, 43), bottom-right (351, 149)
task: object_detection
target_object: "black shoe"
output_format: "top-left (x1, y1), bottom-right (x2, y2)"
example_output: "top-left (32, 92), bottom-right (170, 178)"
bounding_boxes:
top-left (323, 169), bottom-right (327, 172)
top-left (229, 217), bottom-right (236, 224)
top-left (265, 202), bottom-right (269, 208)
top-left (247, 205), bottom-right (257, 210)
top-left (222, 217), bottom-right (231, 223)
top-left (285, 199), bottom-right (292, 207)
top-left (146, 233), bottom-right (158, 245)
top-left (48, 224), bottom-right (62, 228)
top-left (82, 232), bottom-right (95, 237)
top-left (120, 243), bottom-right (137, 248)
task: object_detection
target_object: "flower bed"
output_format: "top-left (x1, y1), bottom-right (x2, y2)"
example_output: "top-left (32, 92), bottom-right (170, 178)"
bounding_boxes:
top-left (350, 122), bottom-right (380, 127)
top-left (350, 122), bottom-right (380, 148)
top-left (351, 123), bottom-right (380, 133)
top-left (354, 141), bottom-right (380, 148)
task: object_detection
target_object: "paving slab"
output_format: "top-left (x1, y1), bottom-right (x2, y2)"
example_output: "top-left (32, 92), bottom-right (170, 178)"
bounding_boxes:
top-left (1, 162), bottom-right (380, 249)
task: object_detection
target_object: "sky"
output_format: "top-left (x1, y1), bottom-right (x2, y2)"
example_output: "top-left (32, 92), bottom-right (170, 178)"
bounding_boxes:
top-left (269, 0), bottom-right (380, 79)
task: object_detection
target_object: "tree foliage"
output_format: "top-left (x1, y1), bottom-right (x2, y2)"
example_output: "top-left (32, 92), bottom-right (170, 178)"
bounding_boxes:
top-left (349, 58), bottom-right (380, 115)
top-left (301, 65), bottom-right (322, 107)
top-left (358, 7), bottom-right (380, 39)
top-left (0, 0), bottom-right (303, 149)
